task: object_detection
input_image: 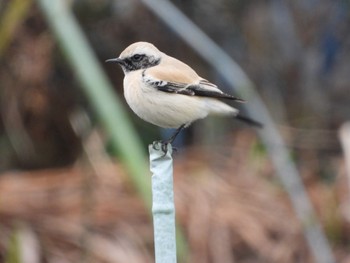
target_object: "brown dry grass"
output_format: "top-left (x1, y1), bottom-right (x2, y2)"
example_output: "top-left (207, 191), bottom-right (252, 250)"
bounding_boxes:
top-left (0, 131), bottom-right (349, 263)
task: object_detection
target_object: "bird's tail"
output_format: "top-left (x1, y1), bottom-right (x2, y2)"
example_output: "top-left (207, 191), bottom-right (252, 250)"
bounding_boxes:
top-left (236, 114), bottom-right (263, 128)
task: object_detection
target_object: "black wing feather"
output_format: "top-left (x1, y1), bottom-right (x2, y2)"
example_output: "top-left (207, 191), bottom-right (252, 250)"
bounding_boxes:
top-left (156, 83), bottom-right (195, 96)
top-left (143, 71), bottom-right (244, 102)
top-left (151, 82), bottom-right (244, 102)
top-left (186, 85), bottom-right (244, 101)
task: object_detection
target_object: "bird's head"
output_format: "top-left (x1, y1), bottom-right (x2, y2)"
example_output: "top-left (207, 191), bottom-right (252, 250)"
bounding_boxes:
top-left (106, 42), bottom-right (161, 73)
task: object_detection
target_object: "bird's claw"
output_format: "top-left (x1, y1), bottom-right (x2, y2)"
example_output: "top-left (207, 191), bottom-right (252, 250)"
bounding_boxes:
top-left (161, 142), bottom-right (168, 153)
top-left (152, 140), bottom-right (177, 155)
top-left (152, 140), bottom-right (168, 153)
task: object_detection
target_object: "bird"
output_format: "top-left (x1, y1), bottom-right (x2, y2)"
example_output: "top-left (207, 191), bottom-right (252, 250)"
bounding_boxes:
top-left (106, 41), bottom-right (261, 152)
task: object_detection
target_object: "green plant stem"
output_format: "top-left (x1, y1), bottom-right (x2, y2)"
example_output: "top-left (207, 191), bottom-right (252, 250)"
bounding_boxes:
top-left (36, 0), bottom-right (151, 206)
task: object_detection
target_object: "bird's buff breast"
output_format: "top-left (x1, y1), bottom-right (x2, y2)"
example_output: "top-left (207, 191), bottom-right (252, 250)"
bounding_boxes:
top-left (123, 74), bottom-right (207, 128)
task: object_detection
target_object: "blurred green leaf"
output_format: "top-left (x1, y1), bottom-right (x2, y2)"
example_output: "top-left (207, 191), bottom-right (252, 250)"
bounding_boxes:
top-left (36, 0), bottom-right (151, 206)
top-left (0, 0), bottom-right (32, 56)
top-left (36, 0), bottom-right (188, 261)
top-left (5, 229), bottom-right (21, 263)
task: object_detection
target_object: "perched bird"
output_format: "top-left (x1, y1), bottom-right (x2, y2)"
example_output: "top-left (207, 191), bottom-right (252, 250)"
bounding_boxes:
top-left (106, 42), bottom-right (261, 151)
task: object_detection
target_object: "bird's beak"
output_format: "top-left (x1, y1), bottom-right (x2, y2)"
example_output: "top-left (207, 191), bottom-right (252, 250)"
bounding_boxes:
top-left (105, 57), bottom-right (124, 65)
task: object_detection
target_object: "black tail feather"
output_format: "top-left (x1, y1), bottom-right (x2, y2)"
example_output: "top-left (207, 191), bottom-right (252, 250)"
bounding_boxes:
top-left (236, 114), bottom-right (263, 128)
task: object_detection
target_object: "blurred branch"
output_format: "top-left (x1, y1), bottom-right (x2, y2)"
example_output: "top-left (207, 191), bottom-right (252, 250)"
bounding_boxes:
top-left (1, 91), bottom-right (38, 166)
top-left (339, 123), bottom-right (350, 206)
top-left (36, 0), bottom-right (151, 208)
top-left (18, 225), bottom-right (41, 263)
top-left (70, 110), bottom-right (96, 263)
top-left (138, 0), bottom-right (335, 262)
top-left (0, 0), bottom-right (32, 56)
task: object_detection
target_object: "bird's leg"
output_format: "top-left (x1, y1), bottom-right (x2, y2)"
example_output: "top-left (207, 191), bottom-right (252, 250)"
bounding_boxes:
top-left (153, 124), bottom-right (186, 153)
top-left (165, 124), bottom-right (186, 145)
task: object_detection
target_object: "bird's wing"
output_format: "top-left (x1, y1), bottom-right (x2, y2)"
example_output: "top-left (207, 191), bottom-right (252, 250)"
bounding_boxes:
top-left (143, 60), bottom-right (245, 102)
top-left (194, 78), bottom-right (245, 101)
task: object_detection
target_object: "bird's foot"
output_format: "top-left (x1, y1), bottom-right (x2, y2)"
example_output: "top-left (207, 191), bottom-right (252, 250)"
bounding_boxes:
top-left (152, 140), bottom-right (177, 155)
top-left (152, 140), bottom-right (168, 154)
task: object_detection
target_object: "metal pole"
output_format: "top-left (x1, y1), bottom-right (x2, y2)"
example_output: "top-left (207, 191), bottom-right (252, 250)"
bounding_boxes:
top-left (149, 142), bottom-right (177, 263)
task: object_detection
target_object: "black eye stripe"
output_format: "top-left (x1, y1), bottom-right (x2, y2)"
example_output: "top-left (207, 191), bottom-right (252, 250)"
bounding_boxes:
top-left (120, 55), bottom-right (161, 72)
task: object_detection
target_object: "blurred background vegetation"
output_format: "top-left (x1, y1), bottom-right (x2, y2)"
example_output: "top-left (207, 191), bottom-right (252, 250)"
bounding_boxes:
top-left (1, 0), bottom-right (350, 262)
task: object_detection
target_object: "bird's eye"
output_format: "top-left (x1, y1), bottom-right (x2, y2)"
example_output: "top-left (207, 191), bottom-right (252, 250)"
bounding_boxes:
top-left (132, 54), bottom-right (143, 61)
